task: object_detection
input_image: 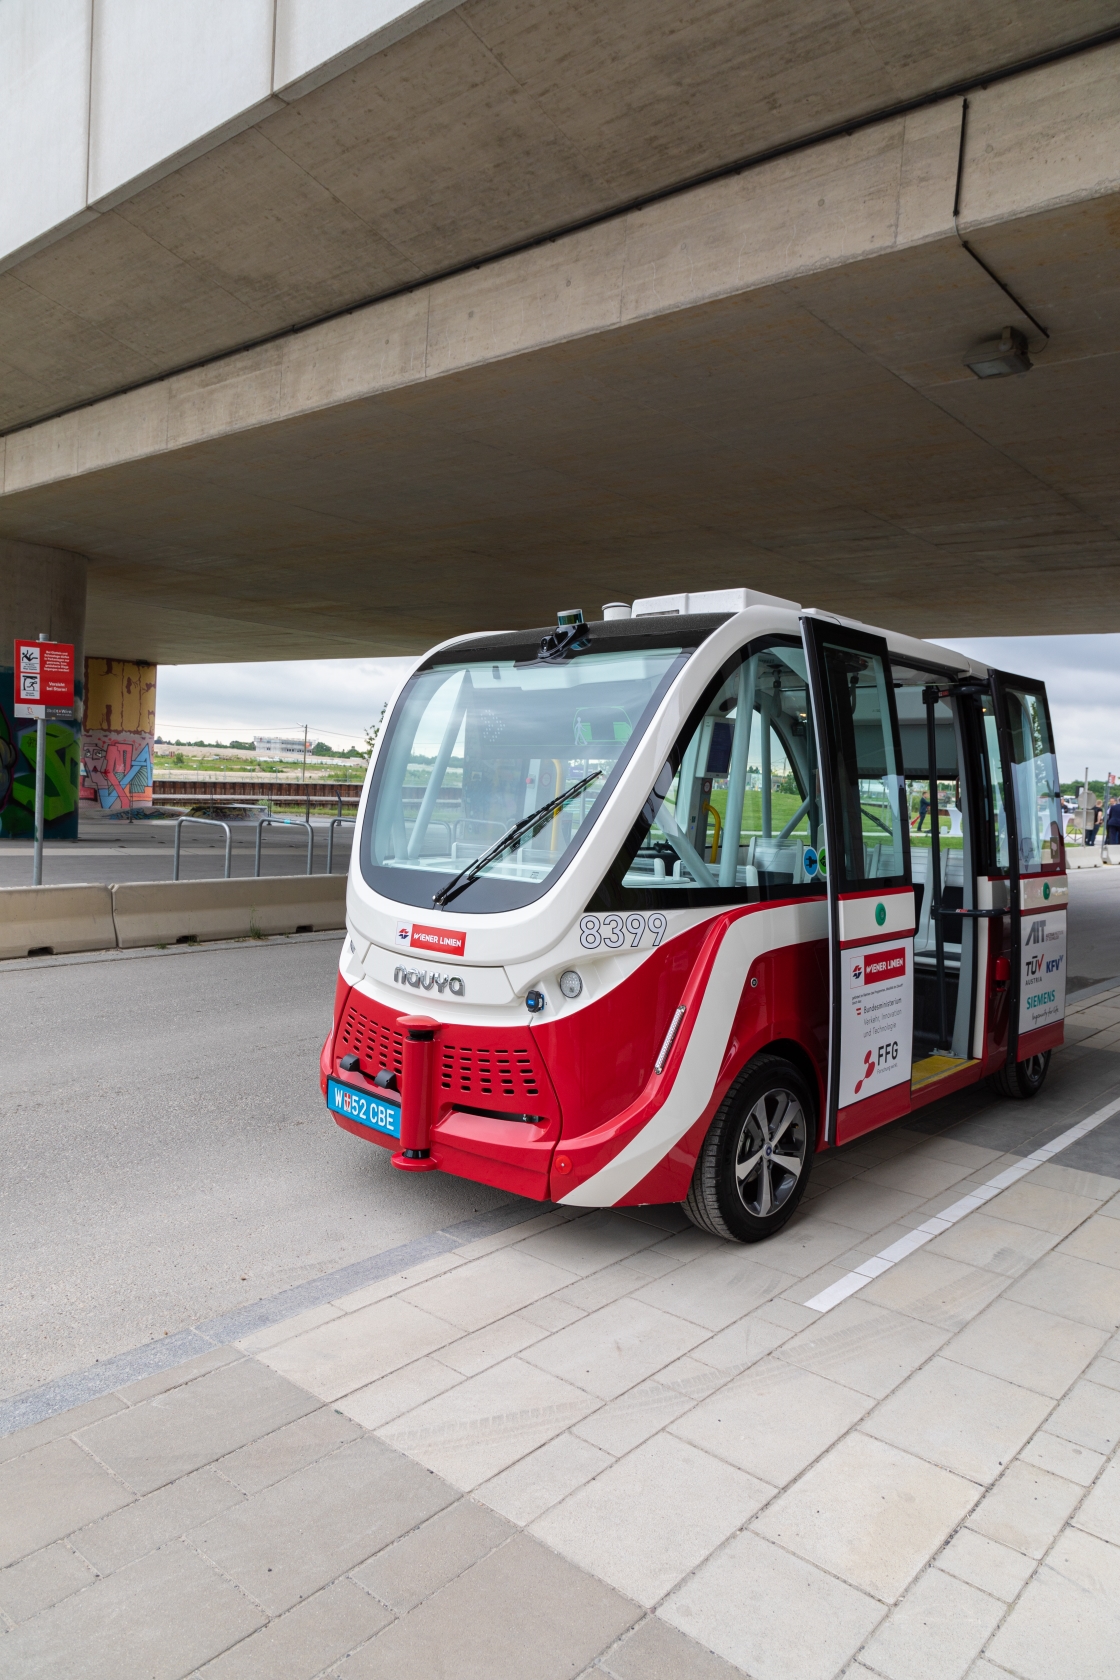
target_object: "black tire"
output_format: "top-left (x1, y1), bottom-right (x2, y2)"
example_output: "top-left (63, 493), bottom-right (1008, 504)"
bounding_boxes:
top-left (683, 1055), bottom-right (816, 1243)
top-left (989, 1049), bottom-right (1051, 1100)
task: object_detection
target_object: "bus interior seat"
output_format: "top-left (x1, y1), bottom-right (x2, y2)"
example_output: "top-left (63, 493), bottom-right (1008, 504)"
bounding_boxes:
top-left (745, 837), bottom-right (809, 882)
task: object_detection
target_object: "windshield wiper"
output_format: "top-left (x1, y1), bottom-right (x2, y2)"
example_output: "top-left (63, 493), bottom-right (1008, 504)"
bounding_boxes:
top-left (432, 770), bottom-right (604, 908)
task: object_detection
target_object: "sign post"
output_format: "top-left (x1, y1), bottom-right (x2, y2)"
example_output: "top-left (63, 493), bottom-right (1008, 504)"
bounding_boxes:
top-left (14, 636), bottom-right (76, 885)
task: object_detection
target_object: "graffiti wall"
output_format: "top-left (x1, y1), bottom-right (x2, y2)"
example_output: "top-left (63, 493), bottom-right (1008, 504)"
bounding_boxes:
top-left (81, 660), bottom-right (157, 813)
top-left (0, 667), bottom-right (82, 840)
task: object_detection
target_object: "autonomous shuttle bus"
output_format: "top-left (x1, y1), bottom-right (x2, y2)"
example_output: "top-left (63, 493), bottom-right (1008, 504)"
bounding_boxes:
top-left (321, 589), bottom-right (1067, 1242)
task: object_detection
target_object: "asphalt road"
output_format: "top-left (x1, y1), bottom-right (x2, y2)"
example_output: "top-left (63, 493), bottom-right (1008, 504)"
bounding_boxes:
top-left (0, 934), bottom-right (517, 1401)
top-left (3, 865), bottom-right (1119, 1403)
top-left (1065, 864), bottom-right (1120, 989)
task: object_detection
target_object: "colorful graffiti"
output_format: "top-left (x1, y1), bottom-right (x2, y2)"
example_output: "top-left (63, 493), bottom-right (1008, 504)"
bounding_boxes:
top-left (80, 659), bottom-right (157, 814)
top-left (0, 668), bottom-right (82, 840)
top-left (81, 733), bottom-right (153, 809)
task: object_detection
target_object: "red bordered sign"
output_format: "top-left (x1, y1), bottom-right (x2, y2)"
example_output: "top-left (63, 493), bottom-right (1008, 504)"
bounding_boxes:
top-left (14, 640), bottom-right (76, 719)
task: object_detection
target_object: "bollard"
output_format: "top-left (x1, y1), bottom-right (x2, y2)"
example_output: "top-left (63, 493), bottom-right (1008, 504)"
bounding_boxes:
top-left (392, 1015), bottom-right (440, 1172)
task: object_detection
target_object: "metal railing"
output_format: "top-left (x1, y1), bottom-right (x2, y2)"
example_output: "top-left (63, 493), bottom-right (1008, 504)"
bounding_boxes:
top-left (327, 817), bottom-right (355, 873)
top-left (254, 817), bottom-right (314, 877)
top-left (171, 809), bottom-right (340, 880)
top-left (173, 816), bottom-right (233, 881)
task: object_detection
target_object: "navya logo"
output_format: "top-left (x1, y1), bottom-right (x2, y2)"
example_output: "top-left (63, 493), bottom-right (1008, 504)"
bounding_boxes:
top-left (393, 966), bottom-right (465, 997)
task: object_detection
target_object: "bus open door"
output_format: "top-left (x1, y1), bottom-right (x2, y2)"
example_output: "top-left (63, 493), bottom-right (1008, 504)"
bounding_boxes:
top-left (801, 613), bottom-right (916, 1148)
top-left (980, 672), bottom-right (1068, 1096)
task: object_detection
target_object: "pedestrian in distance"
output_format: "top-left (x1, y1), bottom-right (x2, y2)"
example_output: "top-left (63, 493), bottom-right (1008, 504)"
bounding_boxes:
top-left (1087, 797), bottom-right (1102, 847)
top-left (1104, 797), bottom-right (1120, 863)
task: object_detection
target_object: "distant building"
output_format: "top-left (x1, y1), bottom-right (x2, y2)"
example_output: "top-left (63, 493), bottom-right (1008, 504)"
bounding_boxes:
top-left (253, 736), bottom-right (306, 761)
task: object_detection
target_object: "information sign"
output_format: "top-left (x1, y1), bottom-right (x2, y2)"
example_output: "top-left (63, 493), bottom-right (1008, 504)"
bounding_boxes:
top-left (1019, 910), bottom-right (1066, 1034)
top-left (14, 639), bottom-right (76, 719)
top-left (839, 936), bottom-right (915, 1105)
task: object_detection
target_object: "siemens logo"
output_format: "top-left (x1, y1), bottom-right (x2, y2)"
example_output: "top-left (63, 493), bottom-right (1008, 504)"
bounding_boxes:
top-left (1026, 990), bottom-right (1056, 1009)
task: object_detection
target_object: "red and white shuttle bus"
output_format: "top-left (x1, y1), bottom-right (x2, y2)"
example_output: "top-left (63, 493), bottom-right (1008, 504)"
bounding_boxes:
top-left (321, 590), bottom-right (1067, 1242)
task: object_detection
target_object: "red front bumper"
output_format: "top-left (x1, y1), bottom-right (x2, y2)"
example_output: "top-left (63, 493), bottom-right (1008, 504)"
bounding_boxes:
top-left (324, 980), bottom-right (562, 1199)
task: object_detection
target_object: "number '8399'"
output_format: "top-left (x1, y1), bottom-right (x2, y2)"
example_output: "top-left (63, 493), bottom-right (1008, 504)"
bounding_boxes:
top-left (580, 912), bottom-right (667, 951)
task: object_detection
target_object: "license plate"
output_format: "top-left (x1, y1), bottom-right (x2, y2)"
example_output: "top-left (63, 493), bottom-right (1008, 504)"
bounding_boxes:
top-left (327, 1078), bottom-right (400, 1139)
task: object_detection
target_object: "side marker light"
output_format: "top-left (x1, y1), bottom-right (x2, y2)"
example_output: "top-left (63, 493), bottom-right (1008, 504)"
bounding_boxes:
top-left (554, 1155), bottom-right (572, 1175)
top-left (654, 1006), bottom-right (687, 1073)
top-left (559, 970), bottom-right (583, 999)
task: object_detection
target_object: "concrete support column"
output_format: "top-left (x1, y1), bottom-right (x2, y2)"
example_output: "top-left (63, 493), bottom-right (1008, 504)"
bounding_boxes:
top-left (0, 538), bottom-right (87, 840)
top-left (81, 661), bottom-right (157, 813)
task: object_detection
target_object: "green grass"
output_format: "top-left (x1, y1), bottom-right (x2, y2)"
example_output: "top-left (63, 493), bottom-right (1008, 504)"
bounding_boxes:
top-left (704, 787), bottom-right (811, 842)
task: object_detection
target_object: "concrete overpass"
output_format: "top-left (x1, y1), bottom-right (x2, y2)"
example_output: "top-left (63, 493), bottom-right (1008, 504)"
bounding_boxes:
top-left (1, 2), bottom-right (1120, 830)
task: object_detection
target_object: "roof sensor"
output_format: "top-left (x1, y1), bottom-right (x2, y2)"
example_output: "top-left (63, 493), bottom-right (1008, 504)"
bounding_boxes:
top-left (966, 326), bottom-right (1032, 379)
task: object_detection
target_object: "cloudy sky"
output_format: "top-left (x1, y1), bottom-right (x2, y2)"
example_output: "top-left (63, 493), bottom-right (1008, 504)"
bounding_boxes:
top-left (155, 632), bottom-right (1120, 781)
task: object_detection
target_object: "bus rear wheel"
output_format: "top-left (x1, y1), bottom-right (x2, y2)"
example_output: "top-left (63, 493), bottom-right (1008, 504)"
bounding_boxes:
top-left (684, 1055), bottom-right (816, 1243)
top-left (990, 1050), bottom-right (1051, 1100)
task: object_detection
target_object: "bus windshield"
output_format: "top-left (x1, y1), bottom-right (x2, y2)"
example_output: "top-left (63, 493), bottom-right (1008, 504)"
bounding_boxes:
top-left (361, 646), bottom-right (687, 912)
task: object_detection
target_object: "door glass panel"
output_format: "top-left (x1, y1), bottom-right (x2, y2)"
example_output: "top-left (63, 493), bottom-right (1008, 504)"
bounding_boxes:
top-left (1004, 686), bottom-right (1062, 873)
top-left (814, 640), bottom-right (906, 888)
top-left (981, 699), bottom-right (1010, 871)
top-left (891, 674), bottom-right (974, 1060)
top-left (594, 642), bottom-right (825, 906)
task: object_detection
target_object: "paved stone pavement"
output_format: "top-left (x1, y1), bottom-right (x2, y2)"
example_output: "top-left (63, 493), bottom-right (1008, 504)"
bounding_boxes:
top-left (4, 995), bottom-right (1120, 1677)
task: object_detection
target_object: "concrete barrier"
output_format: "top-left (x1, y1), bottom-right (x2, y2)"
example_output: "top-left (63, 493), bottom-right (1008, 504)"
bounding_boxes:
top-left (111, 875), bottom-right (347, 948)
top-left (0, 884), bottom-right (118, 960)
top-left (0, 875), bottom-right (347, 960)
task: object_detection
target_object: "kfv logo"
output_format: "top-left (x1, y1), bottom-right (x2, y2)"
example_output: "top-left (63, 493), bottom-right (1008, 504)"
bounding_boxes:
top-left (1025, 919), bottom-right (1046, 946)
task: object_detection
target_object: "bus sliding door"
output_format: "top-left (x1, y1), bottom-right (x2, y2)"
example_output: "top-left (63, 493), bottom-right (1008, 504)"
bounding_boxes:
top-left (801, 615), bottom-right (915, 1146)
top-left (989, 671), bottom-right (1068, 1077)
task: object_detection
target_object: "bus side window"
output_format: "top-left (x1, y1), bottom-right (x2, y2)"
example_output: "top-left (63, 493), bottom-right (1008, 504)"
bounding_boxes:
top-left (813, 641), bottom-right (906, 889)
top-left (600, 643), bottom-right (824, 903)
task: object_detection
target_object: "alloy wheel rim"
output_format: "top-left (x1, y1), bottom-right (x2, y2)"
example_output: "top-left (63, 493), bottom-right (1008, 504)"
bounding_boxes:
top-left (734, 1088), bottom-right (807, 1218)
top-left (1024, 1053), bottom-right (1047, 1084)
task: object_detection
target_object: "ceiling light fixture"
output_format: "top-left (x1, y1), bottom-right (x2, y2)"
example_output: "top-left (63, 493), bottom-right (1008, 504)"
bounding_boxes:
top-left (965, 326), bottom-right (1032, 378)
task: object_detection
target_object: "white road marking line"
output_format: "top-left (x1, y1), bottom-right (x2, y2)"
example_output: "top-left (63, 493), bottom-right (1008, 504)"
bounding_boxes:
top-left (805, 1094), bottom-right (1120, 1314)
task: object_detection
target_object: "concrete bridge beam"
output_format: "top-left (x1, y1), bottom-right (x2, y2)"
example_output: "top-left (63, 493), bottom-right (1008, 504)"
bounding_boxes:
top-left (1, 43), bottom-right (1118, 657)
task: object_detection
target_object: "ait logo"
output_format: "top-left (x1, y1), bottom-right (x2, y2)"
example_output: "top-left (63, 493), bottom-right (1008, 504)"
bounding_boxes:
top-left (854, 1051), bottom-right (876, 1095)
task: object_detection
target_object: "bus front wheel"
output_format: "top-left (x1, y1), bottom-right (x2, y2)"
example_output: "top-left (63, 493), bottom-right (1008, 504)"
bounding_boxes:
top-left (684, 1055), bottom-right (816, 1243)
top-left (990, 1050), bottom-right (1051, 1100)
